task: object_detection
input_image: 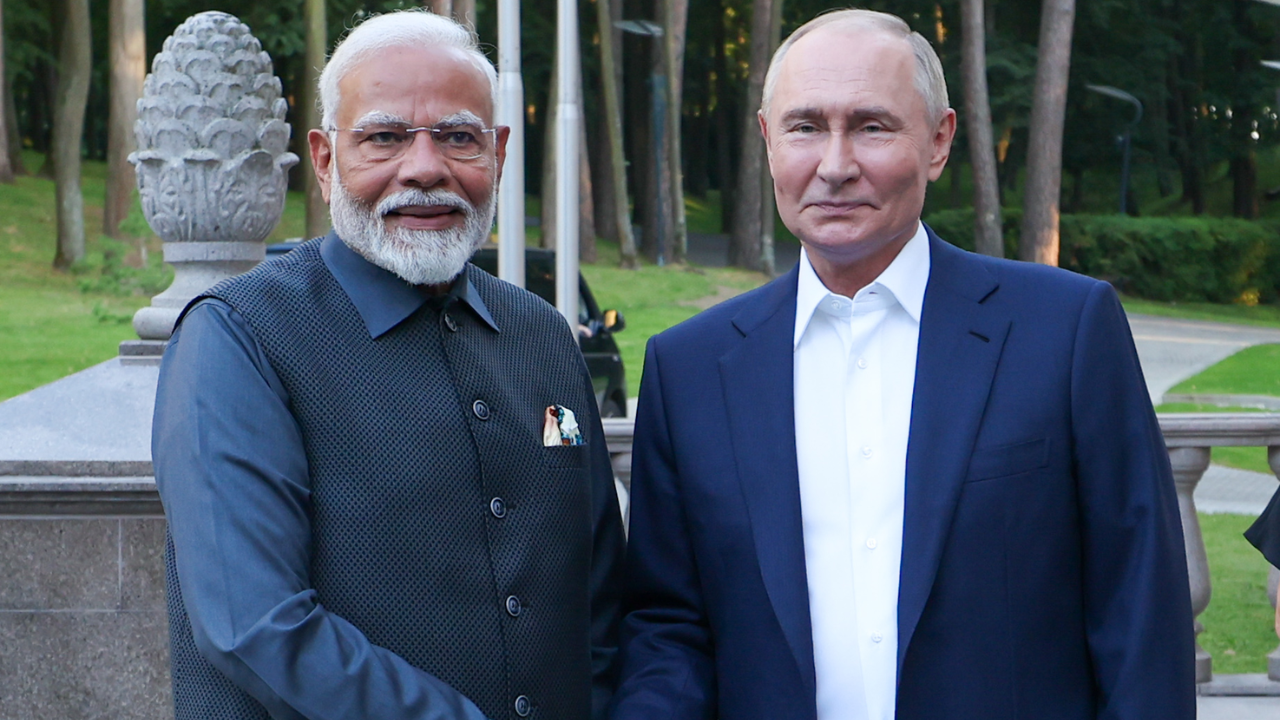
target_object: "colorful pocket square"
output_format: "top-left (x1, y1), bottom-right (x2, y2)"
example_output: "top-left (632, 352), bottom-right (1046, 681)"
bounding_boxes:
top-left (543, 405), bottom-right (585, 446)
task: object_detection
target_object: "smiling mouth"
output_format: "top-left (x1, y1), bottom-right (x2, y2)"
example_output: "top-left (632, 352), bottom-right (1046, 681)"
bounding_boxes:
top-left (386, 206), bottom-right (459, 218)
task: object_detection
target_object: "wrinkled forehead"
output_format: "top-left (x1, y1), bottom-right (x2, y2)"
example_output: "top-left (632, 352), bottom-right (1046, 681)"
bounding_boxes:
top-left (337, 44), bottom-right (494, 125)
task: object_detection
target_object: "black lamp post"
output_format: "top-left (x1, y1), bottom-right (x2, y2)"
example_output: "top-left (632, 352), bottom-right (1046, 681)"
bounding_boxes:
top-left (1085, 84), bottom-right (1143, 215)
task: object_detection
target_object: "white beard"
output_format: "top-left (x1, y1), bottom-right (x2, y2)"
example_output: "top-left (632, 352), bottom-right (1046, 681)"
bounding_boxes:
top-left (329, 165), bottom-right (497, 286)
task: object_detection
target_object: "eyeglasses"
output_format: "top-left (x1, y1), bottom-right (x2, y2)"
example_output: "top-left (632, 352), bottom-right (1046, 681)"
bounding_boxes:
top-left (330, 122), bottom-right (498, 162)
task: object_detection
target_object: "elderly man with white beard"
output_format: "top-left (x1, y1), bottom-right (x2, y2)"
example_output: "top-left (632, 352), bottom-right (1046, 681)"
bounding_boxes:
top-left (152, 10), bottom-right (624, 720)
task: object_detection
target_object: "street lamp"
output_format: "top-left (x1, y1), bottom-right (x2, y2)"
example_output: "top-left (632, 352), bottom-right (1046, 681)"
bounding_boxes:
top-left (1085, 84), bottom-right (1143, 215)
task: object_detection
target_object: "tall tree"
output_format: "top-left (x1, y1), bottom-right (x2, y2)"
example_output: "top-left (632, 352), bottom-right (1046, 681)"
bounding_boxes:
top-left (595, 0), bottom-right (638, 268)
top-left (0, 0), bottom-right (15, 184)
top-left (960, 0), bottom-right (1001, 257)
top-left (661, 0), bottom-right (689, 262)
top-left (728, 0), bottom-right (778, 271)
top-left (1019, 0), bottom-right (1075, 266)
top-left (103, 0), bottom-right (144, 236)
top-left (51, 0), bottom-right (90, 270)
top-left (301, 0), bottom-right (327, 239)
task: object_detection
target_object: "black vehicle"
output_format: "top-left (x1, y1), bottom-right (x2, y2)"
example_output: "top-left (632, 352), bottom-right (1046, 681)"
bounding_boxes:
top-left (470, 247), bottom-right (628, 418)
top-left (265, 242), bottom-right (628, 417)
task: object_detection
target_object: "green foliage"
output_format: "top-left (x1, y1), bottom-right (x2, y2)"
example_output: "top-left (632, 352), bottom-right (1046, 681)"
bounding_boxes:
top-left (1196, 512), bottom-right (1280, 674)
top-left (72, 237), bottom-right (173, 297)
top-left (924, 209), bottom-right (1280, 304)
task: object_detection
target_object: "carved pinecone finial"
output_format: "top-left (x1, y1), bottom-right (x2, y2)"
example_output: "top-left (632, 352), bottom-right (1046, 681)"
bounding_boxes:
top-left (129, 11), bottom-right (299, 245)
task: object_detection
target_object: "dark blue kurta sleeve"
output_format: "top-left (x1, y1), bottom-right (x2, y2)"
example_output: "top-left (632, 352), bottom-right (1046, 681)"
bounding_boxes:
top-left (153, 299), bottom-right (489, 720)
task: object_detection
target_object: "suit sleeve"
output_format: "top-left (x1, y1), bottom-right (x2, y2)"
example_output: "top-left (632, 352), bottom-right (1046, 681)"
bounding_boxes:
top-left (1244, 490), bottom-right (1280, 569)
top-left (153, 301), bottom-right (489, 720)
top-left (609, 336), bottom-right (717, 720)
top-left (1069, 283), bottom-right (1196, 719)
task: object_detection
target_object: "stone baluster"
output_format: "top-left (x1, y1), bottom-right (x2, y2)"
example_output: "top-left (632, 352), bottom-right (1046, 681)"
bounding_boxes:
top-left (1169, 445), bottom-right (1213, 682)
top-left (1269, 445), bottom-right (1280, 681)
top-left (122, 11), bottom-right (298, 365)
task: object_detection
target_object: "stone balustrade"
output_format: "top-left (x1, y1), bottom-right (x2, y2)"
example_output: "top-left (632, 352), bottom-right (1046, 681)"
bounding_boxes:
top-left (1, 412), bottom-right (1278, 716)
top-left (1159, 412), bottom-right (1280, 684)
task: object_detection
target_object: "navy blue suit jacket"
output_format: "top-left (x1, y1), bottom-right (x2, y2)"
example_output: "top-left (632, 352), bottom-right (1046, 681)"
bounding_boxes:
top-left (611, 231), bottom-right (1195, 719)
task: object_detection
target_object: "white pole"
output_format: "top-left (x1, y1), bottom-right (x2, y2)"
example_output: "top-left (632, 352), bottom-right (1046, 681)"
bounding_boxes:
top-left (497, 0), bottom-right (525, 288)
top-left (554, 0), bottom-right (580, 328)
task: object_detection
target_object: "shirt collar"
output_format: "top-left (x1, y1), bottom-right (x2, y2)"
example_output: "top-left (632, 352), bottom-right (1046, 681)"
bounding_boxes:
top-left (793, 221), bottom-right (931, 349)
top-left (320, 231), bottom-right (500, 339)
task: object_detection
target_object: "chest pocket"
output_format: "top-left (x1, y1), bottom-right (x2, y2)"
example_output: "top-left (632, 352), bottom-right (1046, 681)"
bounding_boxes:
top-left (542, 444), bottom-right (588, 469)
top-left (965, 437), bottom-right (1049, 483)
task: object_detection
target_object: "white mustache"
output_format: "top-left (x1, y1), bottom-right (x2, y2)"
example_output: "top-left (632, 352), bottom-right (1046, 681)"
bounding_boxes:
top-left (377, 189), bottom-right (472, 217)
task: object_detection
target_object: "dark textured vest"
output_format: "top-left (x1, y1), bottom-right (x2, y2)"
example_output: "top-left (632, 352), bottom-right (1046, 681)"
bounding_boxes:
top-left (165, 239), bottom-right (599, 720)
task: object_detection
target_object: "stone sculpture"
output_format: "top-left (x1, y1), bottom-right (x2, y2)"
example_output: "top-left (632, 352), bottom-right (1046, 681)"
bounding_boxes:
top-left (128, 11), bottom-right (298, 342)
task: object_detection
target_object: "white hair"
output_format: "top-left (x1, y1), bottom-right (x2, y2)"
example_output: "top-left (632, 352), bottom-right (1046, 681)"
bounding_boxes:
top-left (318, 10), bottom-right (498, 130)
top-left (761, 8), bottom-right (950, 124)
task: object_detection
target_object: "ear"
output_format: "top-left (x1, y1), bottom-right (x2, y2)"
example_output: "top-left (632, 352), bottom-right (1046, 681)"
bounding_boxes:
top-left (493, 125), bottom-right (511, 184)
top-left (927, 108), bottom-right (957, 182)
top-left (308, 128), bottom-right (335, 204)
top-left (758, 109), bottom-right (773, 167)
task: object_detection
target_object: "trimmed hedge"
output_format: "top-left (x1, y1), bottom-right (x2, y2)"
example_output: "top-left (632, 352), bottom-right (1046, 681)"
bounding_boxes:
top-left (923, 209), bottom-right (1280, 304)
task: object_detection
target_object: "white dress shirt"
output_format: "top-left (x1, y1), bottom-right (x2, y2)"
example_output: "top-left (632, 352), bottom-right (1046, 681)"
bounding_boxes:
top-left (793, 224), bottom-right (930, 720)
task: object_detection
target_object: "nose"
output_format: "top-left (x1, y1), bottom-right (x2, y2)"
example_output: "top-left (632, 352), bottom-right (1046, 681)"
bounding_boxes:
top-left (395, 130), bottom-right (451, 190)
top-left (815, 131), bottom-right (860, 189)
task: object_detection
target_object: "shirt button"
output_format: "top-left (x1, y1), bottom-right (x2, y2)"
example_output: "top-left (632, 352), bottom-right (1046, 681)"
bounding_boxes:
top-left (490, 497), bottom-right (506, 518)
top-left (514, 695), bottom-right (531, 717)
top-left (861, 446), bottom-right (873, 458)
top-left (442, 312), bottom-right (458, 332)
top-left (872, 632), bottom-right (883, 643)
top-left (857, 356), bottom-right (868, 369)
top-left (472, 399), bottom-right (490, 420)
top-left (506, 595), bottom-right (522, 617)
top-left (866, 537), bottom-right (878, 549)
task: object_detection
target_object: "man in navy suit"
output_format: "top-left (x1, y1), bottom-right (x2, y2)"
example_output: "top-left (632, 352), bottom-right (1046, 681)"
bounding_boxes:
top-left (611, 9), bottom-right (1194, 720)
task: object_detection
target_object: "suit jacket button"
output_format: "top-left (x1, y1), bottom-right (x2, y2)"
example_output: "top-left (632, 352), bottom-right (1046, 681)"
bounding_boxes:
top-left (473, 399), bottom-right (490, 420)
top-left (506, 595), bottom-right (522, 617)
top-left (514, 695), bottom-right (531, 717)
top-left (443, 312), bottom-right (458, 332)
top-left (490, 497), bottom-right (506, 518)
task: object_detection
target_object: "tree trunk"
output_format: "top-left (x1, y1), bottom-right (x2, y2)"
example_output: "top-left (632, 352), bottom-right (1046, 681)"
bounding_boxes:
top-left (596, 0), bottom-right (638, 267)
top-left (960, 0), bottom-right (1002, 258)
top-left (1019, 0), bottom-right (1075, 267)
top-left (713, 1), bottom-right (735, 234)
top-left (301, 0), bottom-right (328, 240)
top-left (454, 0), bottom-right (476, 26)
top-left (427, 0), bottom-right (454, 18)
top-left (540, 44), bottom-right (596, 256)
top-left (728, 0), bottom-right (777, 271)
top-left (5, 72), bottom-right (26, 176)
top-left (756, 0), bottom-right (782, 275)
top-left (51, 0), bottom-right (90, 270)
top-left (661, 0), bottom-right (689, 263)
top-left (0, 0), bottom-right (14, 184)
top-left (103, 0), bottom-right (144, 236)
top-left (578, 118), bottom-right (597, 262)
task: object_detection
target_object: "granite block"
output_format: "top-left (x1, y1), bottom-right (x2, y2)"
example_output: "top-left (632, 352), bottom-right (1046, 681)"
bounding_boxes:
top-left (121, 519), bottom-right (167, 611)
top-left (0, 519), bottom-right (119, 611)
top-left (0, 611), bottom-right (171, 720)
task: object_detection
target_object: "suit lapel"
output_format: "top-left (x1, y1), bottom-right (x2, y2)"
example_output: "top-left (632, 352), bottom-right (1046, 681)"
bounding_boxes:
top-left (897, 232), bottom-right (1011, 674)
top-left (718, 265), bottom-right (817, 698)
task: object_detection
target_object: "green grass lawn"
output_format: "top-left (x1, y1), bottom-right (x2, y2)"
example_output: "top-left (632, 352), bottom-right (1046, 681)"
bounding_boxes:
top-left (1121, 297), bottom-right (1280, 329)
top-left (1196, 512), bottom-right (1280, 674)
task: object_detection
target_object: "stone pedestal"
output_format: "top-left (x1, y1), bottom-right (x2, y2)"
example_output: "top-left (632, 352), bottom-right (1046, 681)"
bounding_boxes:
top-left (1170, 445), bottom-right (1214, 683)
top-left (0, 359), bottom-right (170, 718)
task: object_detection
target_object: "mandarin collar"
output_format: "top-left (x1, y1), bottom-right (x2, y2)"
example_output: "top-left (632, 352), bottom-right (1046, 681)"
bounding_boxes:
top-left (320, 231), bottom-right (499, 339)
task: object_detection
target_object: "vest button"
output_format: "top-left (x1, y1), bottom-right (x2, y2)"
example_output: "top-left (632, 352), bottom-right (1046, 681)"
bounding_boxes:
top-left (505, 595), bottom-right (522, 617)
top-left (514, 695), bottom-right (531, 717)
top-left (472, 399), bottom-right (490, 420)
top-left (490, 497), bottom-right (506, 518)
top-left (442, 312), bottom-right (458, 332)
